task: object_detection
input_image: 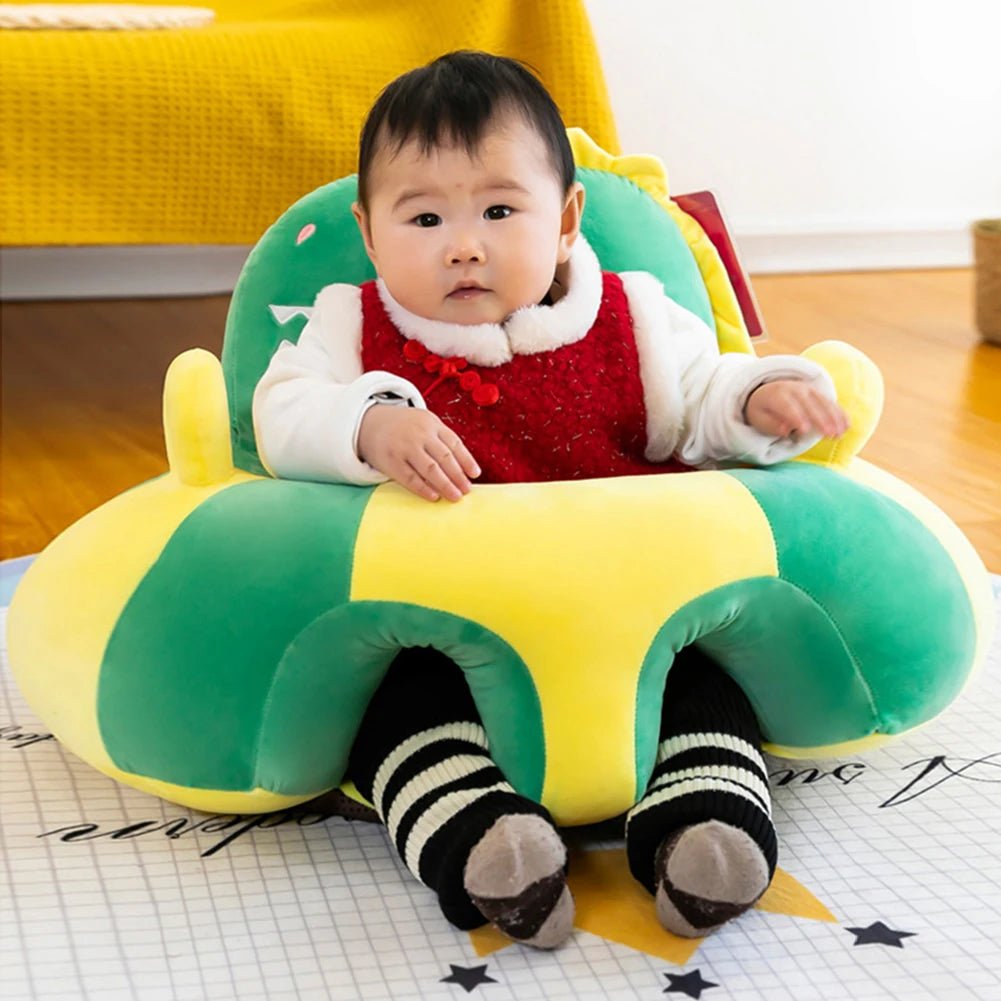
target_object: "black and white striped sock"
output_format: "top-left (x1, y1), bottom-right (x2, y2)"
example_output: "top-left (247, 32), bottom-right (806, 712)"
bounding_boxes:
top-left (625, 648), bottom-right (777, 898)
top-left (348, 648), bottom-right (564, 935)
top-left (371, 718), bottom-right (556, 928)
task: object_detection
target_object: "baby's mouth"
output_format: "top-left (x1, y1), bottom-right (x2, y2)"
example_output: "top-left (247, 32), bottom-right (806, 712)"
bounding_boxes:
top-left (448, 283), bottom-right (489, 300)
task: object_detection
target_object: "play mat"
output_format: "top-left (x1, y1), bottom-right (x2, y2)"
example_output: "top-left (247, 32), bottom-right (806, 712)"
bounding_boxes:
top-left (1, 559), bottom-right (998, 1001)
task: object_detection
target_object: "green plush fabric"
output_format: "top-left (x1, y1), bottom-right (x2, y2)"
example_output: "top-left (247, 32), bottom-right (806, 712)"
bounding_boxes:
top-left (222, 168), bottom-right (711, 477)
top-left (256, 601), bottom-right (545, 800)
top-left (630, 463), bottom-right (978, 798)
top-left (633, 577), bottom-right (880, 800)
top-left (726, 464), bottom-right (977, 732)
top-left (97, 460), bottom-right (976, 802)
top-left (98, 479), bottom-right (546, 800)
top-left (222, 176), bottom-right (371, 477)
top-left (98, 479), bottom-right (371, 790)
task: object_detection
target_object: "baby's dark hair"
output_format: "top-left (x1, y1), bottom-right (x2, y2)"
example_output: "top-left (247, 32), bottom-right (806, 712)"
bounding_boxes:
top-left (357, 50), bottom-right (575, 207)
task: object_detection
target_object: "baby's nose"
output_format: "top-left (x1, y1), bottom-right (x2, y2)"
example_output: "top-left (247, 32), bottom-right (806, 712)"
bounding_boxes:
top-left (447, 240), bottom-right (485, 265)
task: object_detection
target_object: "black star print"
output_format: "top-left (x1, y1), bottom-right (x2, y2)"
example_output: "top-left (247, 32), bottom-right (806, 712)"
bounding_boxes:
top-left (663, 969), bottom-right (719, 999)
top-left (439, 964), bottom-right (499, 993)
top-left (846, 921), bottom-right (917, 948)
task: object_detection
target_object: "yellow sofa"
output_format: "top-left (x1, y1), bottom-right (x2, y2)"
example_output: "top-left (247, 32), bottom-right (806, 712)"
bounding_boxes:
top-left (0, 0), bottom-right (619, 245)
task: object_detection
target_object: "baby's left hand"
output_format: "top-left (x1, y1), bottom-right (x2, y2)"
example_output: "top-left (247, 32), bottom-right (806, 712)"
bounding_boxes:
top-left (744, 380), bottom-right (849, 440)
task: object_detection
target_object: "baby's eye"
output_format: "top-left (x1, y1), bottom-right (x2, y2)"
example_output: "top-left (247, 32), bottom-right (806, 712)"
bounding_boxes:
top-left (484, 205), bottom-right (512, 221)
top-left (413, 213), bottom-right (441, 228)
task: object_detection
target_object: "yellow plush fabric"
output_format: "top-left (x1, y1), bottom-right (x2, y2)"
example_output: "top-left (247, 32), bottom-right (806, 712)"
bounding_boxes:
top-left (0, 0), bottom-right (619, 245)
top-left (352, 471), bottom-right (779, 822)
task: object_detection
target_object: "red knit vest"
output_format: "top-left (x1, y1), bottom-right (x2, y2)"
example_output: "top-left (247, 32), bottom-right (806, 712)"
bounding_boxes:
top-left (359, 273), bottom-right (692, 483)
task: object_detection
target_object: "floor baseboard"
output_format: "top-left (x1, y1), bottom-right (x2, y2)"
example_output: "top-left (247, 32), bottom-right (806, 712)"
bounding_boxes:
top-left (738, 226), bottom-right (973, 275)
top-left (0, 245), bottom-right (252, 300)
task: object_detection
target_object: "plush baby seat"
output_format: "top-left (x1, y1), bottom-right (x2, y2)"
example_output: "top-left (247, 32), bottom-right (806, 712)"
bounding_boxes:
top-left (7, 132), bottom-right (994, 827)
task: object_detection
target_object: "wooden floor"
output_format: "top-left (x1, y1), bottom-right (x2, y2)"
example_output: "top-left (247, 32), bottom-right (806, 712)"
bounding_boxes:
top-left (2, 270), bottom-right (1000, 570)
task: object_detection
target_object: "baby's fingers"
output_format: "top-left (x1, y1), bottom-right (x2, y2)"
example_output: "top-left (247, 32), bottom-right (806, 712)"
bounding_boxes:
top-left (438, 428), bottom-right (481, 482)
top-left (398, 459), bottom-right (442, 502)
top-left (774, 394), bottom-right (810, 438)
top-left (801, 390), bottom-right (849, 439)
top-left (419, 447), bottom-right (468, 502)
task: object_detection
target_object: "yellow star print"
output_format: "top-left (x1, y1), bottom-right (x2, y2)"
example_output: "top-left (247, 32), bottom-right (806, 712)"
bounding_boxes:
top-left (468, 847), bottom-right (837, 963)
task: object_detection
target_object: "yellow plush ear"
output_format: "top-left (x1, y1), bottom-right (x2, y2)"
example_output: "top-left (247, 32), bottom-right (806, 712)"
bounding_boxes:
top-left (567, 127), bottom-right (672, 202)
top-left (796, 341), bottom-right (885, 467)
top-left (163, 348), bottom-right (235, 486)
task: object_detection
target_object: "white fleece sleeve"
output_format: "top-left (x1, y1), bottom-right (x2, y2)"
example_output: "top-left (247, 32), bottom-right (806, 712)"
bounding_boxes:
top-left (623, 271), bottom-right (838, 468)
top-left (677, 347), bottom-right (838, 467)
top-left (252, 283), bottom-right (426, 484)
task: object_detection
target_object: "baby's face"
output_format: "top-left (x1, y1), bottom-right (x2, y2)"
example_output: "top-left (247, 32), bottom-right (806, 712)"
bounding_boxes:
top-left (354, 113), bottom-right (582, 326)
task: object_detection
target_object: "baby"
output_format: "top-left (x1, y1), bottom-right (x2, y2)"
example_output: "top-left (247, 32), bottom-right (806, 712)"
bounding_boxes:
top-left (254, 50), bottom-right (847, 948)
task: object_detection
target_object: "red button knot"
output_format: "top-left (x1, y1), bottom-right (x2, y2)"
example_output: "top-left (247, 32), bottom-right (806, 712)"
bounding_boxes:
top-left (472, 383), bottom-right (500, 407)
top-left (403, 340), bottom-right (427, 363)
top-left (402, 340), bottom-right (500, 407)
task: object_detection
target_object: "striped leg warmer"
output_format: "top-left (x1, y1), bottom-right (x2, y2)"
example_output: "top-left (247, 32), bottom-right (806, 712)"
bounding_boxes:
top-left (348, 647), bottom-right (573, 947)
top-left (626, 647), bottom-right (777, 937)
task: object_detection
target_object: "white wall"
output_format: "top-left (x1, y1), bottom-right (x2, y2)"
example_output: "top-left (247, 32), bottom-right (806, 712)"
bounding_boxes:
top-left (584, 0), bottom-right (1001, 271)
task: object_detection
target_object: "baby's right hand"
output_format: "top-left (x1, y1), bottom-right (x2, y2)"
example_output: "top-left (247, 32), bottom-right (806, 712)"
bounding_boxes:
top-left (357, 405), bottom-right (481, 502)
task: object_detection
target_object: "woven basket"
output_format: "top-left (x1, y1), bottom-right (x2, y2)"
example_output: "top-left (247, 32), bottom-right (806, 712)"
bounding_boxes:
top-left (973, 219), bottom-right (1001, 345)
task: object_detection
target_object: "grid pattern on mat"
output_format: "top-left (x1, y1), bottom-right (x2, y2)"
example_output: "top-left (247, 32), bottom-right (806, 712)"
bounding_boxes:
top-left (1, 576), bottom-right (999, 1001)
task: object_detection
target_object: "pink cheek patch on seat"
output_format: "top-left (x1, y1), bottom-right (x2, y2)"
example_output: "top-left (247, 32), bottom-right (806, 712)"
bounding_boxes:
top-left (296, 223), bottom-right (316, 246)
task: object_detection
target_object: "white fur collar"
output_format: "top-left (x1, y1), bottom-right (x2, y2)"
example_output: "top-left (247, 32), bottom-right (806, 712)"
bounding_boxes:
top-left (375, 236), bottom-right (603, 368)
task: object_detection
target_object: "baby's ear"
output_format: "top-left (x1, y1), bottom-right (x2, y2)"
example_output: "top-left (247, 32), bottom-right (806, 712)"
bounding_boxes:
top-left (557, 182), bottom-right (586, 264)
top-left (352, 202), bottom-right (378, 265)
